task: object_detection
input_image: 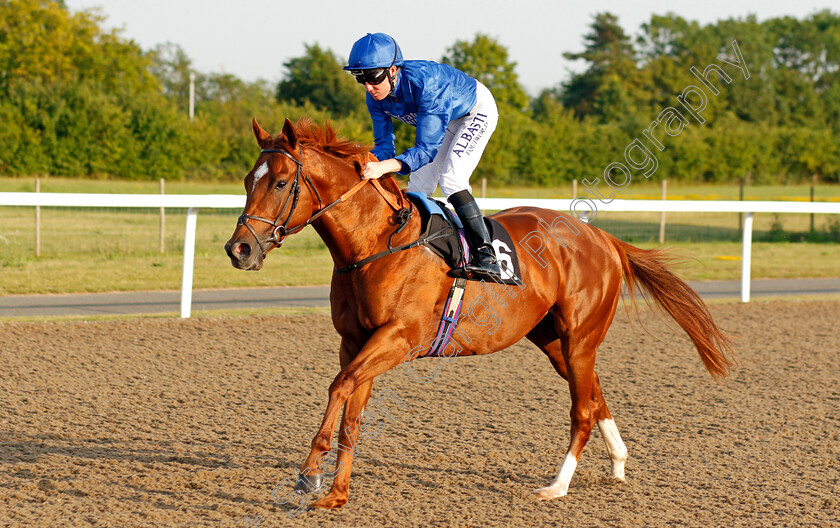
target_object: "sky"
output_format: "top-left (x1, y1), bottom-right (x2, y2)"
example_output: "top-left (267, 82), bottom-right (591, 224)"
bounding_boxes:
top-left (65, 0), bottom-right (835, 95)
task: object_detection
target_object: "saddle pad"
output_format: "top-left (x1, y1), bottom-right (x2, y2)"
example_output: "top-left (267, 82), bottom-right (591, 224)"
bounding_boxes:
top-left (406, 192), bottom-right (462, 228)
top-left (406, 192), bottom-right (465, 270)
top-left (405, 192), bottom-right (523, 285)
top-left (485, 217), bottom-right (523, 285)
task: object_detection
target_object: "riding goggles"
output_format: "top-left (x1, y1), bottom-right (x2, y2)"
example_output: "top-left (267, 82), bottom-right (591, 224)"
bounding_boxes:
top-left (350, 68), bottom-right (389, 85)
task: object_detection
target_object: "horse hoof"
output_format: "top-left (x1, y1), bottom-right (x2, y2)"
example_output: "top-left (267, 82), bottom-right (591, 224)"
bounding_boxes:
top-left (294, 472), bottom-right (324, 493)
top-left (532, 486), bottom-right (567, 500)
top-left (311, 494), bottom-right (348, 510)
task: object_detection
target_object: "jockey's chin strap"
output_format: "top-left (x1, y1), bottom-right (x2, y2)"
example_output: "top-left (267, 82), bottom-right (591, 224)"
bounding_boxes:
top-left (237, 148), bottom-right (411, 258)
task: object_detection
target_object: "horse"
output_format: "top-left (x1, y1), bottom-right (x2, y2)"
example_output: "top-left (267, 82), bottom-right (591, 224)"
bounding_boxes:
top-left (224, 117), bottom-right (734, 510)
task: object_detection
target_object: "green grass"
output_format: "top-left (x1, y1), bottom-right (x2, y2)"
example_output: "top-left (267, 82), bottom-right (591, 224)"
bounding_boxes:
top-left (635, 242), bottom-right (840, 280)
top-left (590, 211), bottom-right (840, 243)
top-left (0, 176), bottom-right (245, 195)
top-left (0, 208), bottom-right (334, 294)
top-left (1, 177), bottom-right (838, 295)
top-left (4, 176), bottom-right (840, 200)
top-left (476, 181), bottom-right (840, 202)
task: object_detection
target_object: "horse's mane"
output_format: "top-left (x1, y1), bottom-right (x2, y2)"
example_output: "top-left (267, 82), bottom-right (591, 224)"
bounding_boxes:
top-left (271, 117), bottom-right (405, 202)
top-left (272, 117), bottom-right (370, 160)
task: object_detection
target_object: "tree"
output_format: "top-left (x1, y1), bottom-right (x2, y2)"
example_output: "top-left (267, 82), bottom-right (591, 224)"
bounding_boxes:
top-left (275, 43), bottom-right (364, 118)
top-left (560, 12), bottom-right (641, 122)
top-left (442, 33), bottom-right (529, 110)
top-left (148, 42), bottom-right (195, 111)
top-left (0, 0), bottom-right (175, 178)
top-left (766, 11), bottom-right (840, 129)
top-left (0, 0), bottom-right (157, 98)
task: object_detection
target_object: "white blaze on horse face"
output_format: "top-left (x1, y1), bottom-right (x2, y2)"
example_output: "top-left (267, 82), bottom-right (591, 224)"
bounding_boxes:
top-left (598, 418), bottom-right (628, 480)
top-left (252, 162), bottom-right (269, 192)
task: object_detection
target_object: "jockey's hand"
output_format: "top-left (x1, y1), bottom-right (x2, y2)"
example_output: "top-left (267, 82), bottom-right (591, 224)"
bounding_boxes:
top-left (362, 159), bottom-right (402, 179)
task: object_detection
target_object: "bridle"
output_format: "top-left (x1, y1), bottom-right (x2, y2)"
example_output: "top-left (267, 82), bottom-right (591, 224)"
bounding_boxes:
top-left (236, 146), bottom-right (409, 259)
top-left (236, 146), bottom-right (319, 257)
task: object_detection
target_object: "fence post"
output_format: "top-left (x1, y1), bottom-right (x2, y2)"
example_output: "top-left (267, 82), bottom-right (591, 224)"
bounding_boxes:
top-left (810, 173), bottom-right (816, 234)
top-left (572, 179), bottom-right (577, 198)
top-left (180, 207), bottom-right (199, 318)
top-left (35, 178), bottom-right (41, 257)
top-left (160, 178), bottom-right (166, 254)
top-left (659, 179), bottom-right (667, 244)
top-left (738, 177), bottom-right (744, 238)
top-left (741, 212), bottom-right (754, 303)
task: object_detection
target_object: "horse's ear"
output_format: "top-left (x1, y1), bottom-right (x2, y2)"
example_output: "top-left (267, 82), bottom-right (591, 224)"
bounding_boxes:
top-left (252, 118), bottom-right (272, 149)
top-left (282, 118), bottom-right (297, 149)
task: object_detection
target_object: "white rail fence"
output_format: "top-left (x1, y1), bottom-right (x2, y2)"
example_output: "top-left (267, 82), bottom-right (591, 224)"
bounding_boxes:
top-left (1, 192), bottom-right (839, 317)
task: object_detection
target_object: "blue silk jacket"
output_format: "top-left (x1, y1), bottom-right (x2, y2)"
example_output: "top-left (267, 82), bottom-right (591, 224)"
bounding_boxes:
top-left (366, 60), bottom-right (477, 174)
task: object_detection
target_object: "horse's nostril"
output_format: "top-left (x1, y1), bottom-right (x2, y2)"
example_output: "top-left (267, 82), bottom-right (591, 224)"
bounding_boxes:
top-left (225, 240), bottom-right (251, 261)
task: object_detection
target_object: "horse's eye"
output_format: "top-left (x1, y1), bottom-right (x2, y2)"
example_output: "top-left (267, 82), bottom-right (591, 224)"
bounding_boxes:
top-left (275, 180), bottom-right (288, 190)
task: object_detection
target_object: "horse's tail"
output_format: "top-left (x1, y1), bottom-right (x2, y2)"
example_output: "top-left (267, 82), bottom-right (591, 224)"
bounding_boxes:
top-left (606, 234), bottom-right (735, 379)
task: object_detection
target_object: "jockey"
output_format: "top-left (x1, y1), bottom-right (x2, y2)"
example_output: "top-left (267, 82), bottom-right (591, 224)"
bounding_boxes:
top-left (345, 32), bottom-right (503, 282)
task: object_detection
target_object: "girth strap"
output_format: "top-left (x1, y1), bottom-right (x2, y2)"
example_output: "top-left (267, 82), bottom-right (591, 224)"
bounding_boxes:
top-left (421, 277), bottom-right (467, 358)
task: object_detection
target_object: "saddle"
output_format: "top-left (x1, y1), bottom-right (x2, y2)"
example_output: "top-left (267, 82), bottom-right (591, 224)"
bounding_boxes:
top-left (405, 192), bottom-right (524, 359)
top-left (336, 155), bottom-right (524, 360)
top-left (406, 192), bottom-right (523, 285)
top-left (336, 152), bottom-right (522, 286)
top-left (405, 192), bottom-right (466, 270)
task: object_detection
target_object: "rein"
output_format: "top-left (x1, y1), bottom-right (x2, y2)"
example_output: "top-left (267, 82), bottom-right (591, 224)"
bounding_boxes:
top-left (237, 147), bottom-right (414, 267)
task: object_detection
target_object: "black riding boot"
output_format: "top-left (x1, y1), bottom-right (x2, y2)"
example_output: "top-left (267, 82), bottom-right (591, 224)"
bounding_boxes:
top-left (447, 189), bottom-right (503, 281)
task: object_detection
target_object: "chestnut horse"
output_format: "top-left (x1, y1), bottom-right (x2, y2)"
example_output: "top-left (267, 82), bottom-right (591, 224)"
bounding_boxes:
top-left (225, 117), bottom-right (734, 510)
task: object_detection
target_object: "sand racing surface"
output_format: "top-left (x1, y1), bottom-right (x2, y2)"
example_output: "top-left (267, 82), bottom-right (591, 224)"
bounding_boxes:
top-left (1, 300), bottom-right (838, 527)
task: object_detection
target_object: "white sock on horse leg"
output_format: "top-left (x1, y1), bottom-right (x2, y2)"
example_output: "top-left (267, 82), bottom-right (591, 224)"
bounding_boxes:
top-left (598, 418), bottom-right (627, 480)
top-left (532, 451), bottom-right (577, 500)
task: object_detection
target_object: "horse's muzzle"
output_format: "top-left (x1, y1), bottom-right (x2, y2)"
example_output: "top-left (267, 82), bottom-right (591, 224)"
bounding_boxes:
top-left (224, 237), bottom-right (264, 271)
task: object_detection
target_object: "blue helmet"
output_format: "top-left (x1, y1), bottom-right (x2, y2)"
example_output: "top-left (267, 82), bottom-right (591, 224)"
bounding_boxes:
top-left (344, 33), bottom-right (404, 71)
